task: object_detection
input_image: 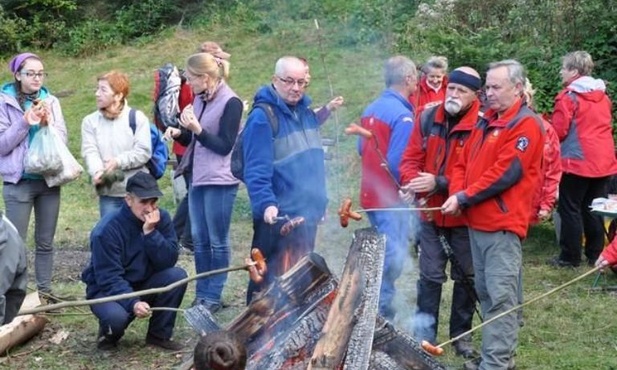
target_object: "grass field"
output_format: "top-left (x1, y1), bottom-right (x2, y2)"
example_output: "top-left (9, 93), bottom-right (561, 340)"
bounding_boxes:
top-left (1, 20), bottom-right (617, 370)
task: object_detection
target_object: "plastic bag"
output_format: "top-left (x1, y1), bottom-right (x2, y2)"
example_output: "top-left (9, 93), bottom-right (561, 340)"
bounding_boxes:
top-left (44, 129), bottom-right (83, 187)
top-left (24, 126), bottom-right (63, 176)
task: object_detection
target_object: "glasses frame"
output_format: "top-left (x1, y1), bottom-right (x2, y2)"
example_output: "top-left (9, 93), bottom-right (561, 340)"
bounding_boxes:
top-left (276, 76), bottom-right (309, 88)
top-left (20, 71), bottom-right (48, 79)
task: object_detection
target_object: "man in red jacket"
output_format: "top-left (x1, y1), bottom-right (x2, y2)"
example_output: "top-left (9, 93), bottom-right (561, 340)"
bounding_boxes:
top-left (548, 51), bottom-right (617, 268)
top-left (443, 60), bottom-right (544, 370)
top-left (399, 66), bottom-right (482, 359)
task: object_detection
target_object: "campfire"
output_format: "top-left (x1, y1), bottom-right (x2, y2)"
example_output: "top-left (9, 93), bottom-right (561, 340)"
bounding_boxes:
top-left (180, 228), bottom-right (445, 370)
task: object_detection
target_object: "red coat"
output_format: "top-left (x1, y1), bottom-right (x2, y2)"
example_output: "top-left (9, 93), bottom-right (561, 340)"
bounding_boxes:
top-left (450, 99), bottom-right (544, 239)
top-left (602, 238), bottom-right (617, 265)
top-left (408, 76), bottom-right (448, 114)
top-left (172, 82), bottom-right (194, 156)
top-left (551, 76), bottom-right (617, 178)
top-left (400, 100), bottom-right (481, 227)
top-left (530, 117), bottom-right (561, 224)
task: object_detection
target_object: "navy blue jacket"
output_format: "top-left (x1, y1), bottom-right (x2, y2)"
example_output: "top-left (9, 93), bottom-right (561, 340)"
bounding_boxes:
top-left (81, 203), bottom-right (178, 312)
top-left (242, 85), bottom-right (328, 223)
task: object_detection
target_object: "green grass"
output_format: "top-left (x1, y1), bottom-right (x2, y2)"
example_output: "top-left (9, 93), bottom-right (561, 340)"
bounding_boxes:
top-left (1, 21), bottom-right (617, 370)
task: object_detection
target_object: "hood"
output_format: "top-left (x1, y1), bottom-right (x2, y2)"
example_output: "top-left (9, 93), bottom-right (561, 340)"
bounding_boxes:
top-left (567, 76), bottom-right (606, 92)
top-left (1, 82), bottom-right (51, 109)
top-left (253, 84), bottom-right (312, 116)
top-left (566, 76), bottom-right (608, 103)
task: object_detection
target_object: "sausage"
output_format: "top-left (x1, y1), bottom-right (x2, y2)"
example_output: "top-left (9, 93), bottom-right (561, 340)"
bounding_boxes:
top-left (280, 216), bottom-right (305, 236)
top-left (338, 198), bottom-right (352, 228)
top-left (251, 248), bottom-right (267, 276)
top-left (246, 257), bottom-right (264, 284)
top-left (344, 123), bottom-right (373, 139)
top-left (338, 197), bottom-right (363, 228)
top-left (421, 340), bottom-right (444, 356)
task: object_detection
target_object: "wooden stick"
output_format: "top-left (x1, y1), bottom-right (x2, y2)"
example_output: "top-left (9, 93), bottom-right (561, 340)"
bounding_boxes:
top-left (430, 266), bottom-right (601, 352)
top-left (357, 207), bottom-right (443, 213)
top-left (17, 263), bottom-right (254, 316)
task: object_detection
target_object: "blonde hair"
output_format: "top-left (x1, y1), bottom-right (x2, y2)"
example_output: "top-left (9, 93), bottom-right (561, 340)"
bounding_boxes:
top-left (523, 78), bottom-right (536, 108)
top-left (186, 52), bottom-right (230, 82)
top-left (562, 51), bottom-right (594, 76)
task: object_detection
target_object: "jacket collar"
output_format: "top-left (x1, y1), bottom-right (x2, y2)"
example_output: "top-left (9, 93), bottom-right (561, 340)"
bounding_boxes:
top-left (482, 98), bottom-right (524, 127)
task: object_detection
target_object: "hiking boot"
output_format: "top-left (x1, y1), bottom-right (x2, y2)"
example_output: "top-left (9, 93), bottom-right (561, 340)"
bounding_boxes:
top-left (97, 335), bottom-right (118, 351)
top-left (452, 339), bottom-right (479, 359)
top-left (546, 256), bottom-right (579, 268)
top-left (145, 334), bottom-right (184, 351)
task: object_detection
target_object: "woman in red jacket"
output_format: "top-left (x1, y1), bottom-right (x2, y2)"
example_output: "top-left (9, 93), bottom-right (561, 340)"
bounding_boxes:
top-left (549, 51), bottom-right (617, 268)
top-left (523, 78), bottom-right (562, 225)
top-left (408, 56), bottom-right (448, 114)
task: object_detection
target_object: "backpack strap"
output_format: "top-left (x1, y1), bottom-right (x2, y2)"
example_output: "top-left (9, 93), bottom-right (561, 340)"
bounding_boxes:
top-left (129, 108), bottom-right (137, 134)
top-left (252, 102), bottom-right (279, 136)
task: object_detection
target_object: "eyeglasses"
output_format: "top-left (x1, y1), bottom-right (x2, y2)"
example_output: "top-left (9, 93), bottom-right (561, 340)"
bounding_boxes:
top-left (276, 76), bottom-right (309, 88)
top-left (20, 71), bottom-right (48, 79)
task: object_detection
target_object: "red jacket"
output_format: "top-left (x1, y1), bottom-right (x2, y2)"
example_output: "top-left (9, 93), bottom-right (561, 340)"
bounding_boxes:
top-left (172, 81), bottom-right (195, 156)
top-left (408, 76), bottom-right (448, 115)
top-left (450, 99), bottom-right (544, 239)
top-left (400, 100), bottom-right (481, 227)
top-left (530, 117), bottom-right (561, 224)
top-left (552, 76), bottom-right (617, 178)
top-left (602, 237), bottom-right (617, 265)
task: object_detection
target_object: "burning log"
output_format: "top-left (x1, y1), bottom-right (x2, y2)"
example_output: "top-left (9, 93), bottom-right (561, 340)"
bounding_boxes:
top-left (0, 292), bottom-right (49, 355)
top-left (309, 228), bottom-right (386, 370)
top-left (371, 317), bottom-right (446, 370)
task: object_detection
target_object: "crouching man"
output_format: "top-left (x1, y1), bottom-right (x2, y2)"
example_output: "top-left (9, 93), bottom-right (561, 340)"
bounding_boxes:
top-left (0, 211), bottom-right (27, 325)
top-left (81, 172), bottom-right (187, 351)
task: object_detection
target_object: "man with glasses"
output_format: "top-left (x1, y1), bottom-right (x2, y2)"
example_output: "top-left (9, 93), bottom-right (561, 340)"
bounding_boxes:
top-left (356, 55), bottom-right (417, 320)
top-left (242, 56), bottom-right (328, 303)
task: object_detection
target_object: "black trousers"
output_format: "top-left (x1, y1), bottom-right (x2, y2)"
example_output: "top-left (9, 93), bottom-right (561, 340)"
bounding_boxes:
top-left (558, 173), bottom-right (609, 264)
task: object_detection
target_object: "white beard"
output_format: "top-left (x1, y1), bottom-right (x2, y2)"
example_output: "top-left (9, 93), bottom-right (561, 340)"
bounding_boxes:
top-left (444, 100), bottom-right (462, 115)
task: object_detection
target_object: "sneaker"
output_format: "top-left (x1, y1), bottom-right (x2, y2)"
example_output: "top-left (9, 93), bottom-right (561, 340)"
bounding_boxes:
top-left (546, 256), bottom-right (579, 268)
top-left (97, 336), bottom-right (118, 351)
top-left (145, 334), bottom-right (184, 351)
top-left (452, 339), bottom-right (479, 359)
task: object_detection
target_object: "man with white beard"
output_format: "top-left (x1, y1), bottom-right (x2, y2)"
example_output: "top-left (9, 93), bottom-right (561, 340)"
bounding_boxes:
top-left (399, 67), bottom-right (482, 359)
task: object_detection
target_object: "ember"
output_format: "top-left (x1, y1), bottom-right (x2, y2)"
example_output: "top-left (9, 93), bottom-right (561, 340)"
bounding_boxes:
top-left (180, 229), bottom-right (446, 370)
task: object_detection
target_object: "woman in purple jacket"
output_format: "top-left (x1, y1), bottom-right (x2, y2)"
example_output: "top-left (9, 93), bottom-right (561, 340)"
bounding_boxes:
top-left (0, 53), bottom-right (68, 301)
top-left (166, 51), bottom-right (243, 312)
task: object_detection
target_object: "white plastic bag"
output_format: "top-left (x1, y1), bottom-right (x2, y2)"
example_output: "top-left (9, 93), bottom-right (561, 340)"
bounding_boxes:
top-left (24, 126), bottom-right (63, 176)
top-left (44, 128), bottom-right (83, 187)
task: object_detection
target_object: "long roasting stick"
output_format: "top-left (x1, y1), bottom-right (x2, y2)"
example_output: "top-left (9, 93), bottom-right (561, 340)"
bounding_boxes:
top-left (18, 263), bottom-right (257, 316)
top-left (421, 265), bottom-right (602, 356)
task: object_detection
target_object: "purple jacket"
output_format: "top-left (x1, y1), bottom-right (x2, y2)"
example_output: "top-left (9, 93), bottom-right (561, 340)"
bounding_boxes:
top-left (0, 85), bottom-right (67, 184)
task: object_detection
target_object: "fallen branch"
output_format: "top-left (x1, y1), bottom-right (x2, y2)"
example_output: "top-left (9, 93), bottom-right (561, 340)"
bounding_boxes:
top-left (18, 263), bottom-right (254, 316)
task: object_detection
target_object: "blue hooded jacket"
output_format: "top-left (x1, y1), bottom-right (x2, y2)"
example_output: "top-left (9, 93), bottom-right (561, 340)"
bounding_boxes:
top-left (242, 85), bottom-right (327, 222)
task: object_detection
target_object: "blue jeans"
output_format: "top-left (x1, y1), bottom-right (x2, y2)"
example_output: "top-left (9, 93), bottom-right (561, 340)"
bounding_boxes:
top-left (99, 196), bottom-right (125, 218)
top-left (189, 184), bottom-right (238, 305)
top-left (367, 207), bottom-right (410, 320)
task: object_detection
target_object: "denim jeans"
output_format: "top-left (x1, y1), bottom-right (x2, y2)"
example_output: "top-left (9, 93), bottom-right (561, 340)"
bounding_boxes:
top-left (189, 184), bottom-right (238, 305)
top-left (99, 196), bottom-right (125, 219)
top-left (3, 179), bottom-right (60, 293)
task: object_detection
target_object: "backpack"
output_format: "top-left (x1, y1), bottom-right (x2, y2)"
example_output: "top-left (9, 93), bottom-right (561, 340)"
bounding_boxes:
top-left (153, 63), bottom-right (182, 130)
top-left (129, 109), bottom-right (169, 180)
top-left (230, 103), bottom-right (278, 182)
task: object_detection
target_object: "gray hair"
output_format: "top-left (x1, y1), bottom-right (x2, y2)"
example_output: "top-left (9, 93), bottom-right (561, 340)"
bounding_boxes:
top-left (488, 59), bottom-right (526, 87)
top-left (562, 51), bottom-right (594, 76)
top-left (274, 56), bottom-right (304, 76)
top-left (423, 56), bottom-right (448, 73)
top-left (385, 56), bottom-right (417, 88)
